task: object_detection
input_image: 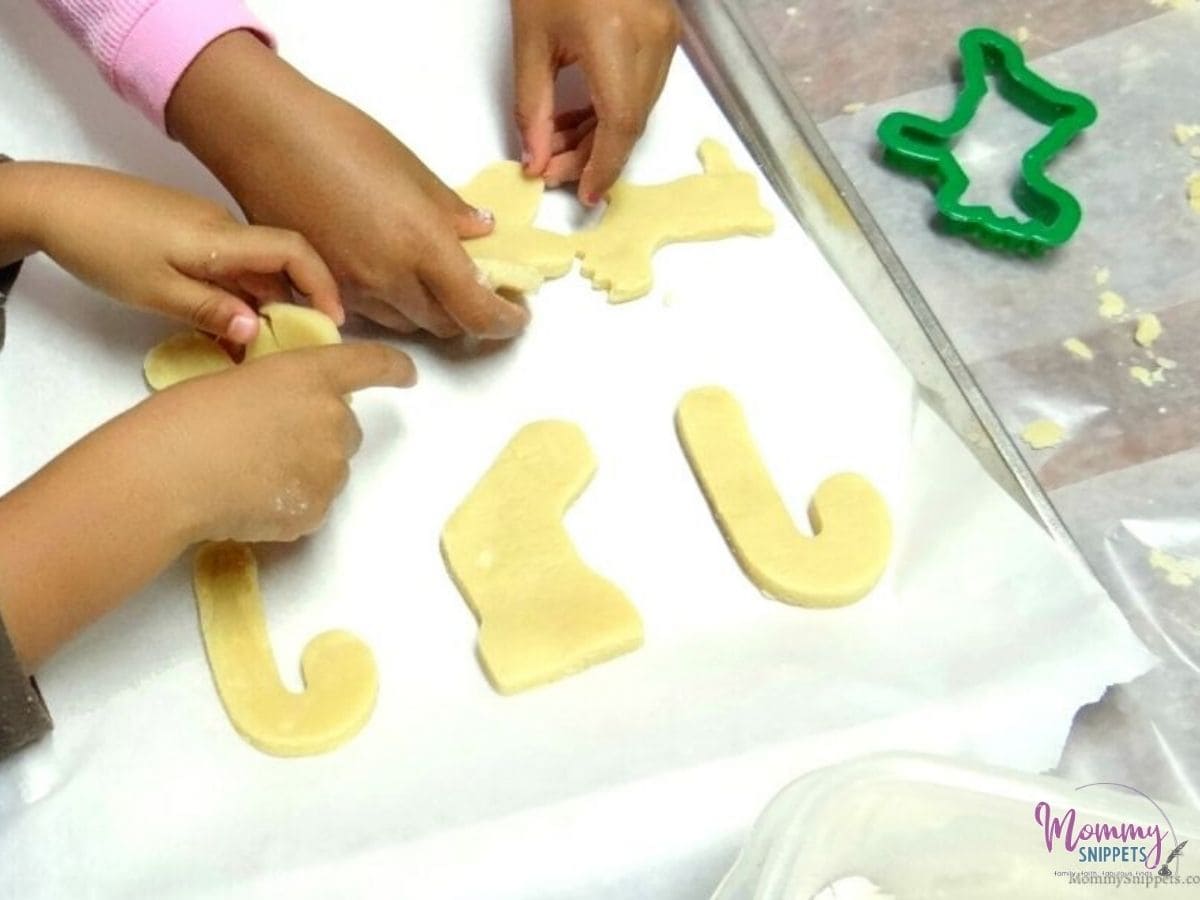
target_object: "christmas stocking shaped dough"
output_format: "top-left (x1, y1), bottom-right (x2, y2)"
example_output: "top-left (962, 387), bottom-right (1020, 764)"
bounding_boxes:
top-left (441, 421), bottom-right (643, 694)
top-left (577, 139), bottom-right (776, 302)
top-left (193, 542), bottom-right (377, 756)
top-left (458, 161), bottom-right (576, 292)
top-left (676, 386), bottom-right (891, 607)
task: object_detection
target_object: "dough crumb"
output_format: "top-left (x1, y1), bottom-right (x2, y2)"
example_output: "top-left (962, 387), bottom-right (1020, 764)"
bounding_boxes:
top-left (1062, 337), bottom-right (1095, 360)
top-left (1130, 365), bottom-right (1166, 387)
top-left (1094, 267), bottom-right (1110, 287)
top-left (1154, 0), bottom-right (1197, 11)
top-left (1015, 25), bottom-right (1031, 43)
top-left (1020, 419), bottom-right (1065, 450)
top-left (1157, 355), bottom-right (1178, 369)
top-left (1149, 547), bottom-right (1200, 587)
top-left (785, 5), bottom-right (798, 15)
top-left (1188, 172), bottom-right (1200, 212)
top-left (1174, 122), bottom-right (1200, 144)
top-left (842, 102), bottom-right (866, 114)
top-left (1192, 147), bottom-right (1200, 160)
top-left (1098, 290), bottom-right (1127, 319)
top-left (1134, 312), bottom-right (1163, 348)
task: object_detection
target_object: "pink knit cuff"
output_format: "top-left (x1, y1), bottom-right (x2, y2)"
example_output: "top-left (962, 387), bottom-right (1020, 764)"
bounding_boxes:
top-left (112, 0), bottom-right (274, 131)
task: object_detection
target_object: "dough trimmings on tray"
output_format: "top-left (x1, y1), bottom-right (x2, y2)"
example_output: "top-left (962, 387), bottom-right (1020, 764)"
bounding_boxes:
top-left (440, 420), bottom-right (643, 694)
top-left (675, 386), bottom-right (892, 608)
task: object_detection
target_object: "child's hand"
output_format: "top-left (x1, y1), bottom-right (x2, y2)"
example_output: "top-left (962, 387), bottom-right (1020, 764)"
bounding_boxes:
top-left (13, 163), bottom-right (343, 345)
top-left (166, 32), bottom-right (529, 341)
top-left (0, 341), bottom-right (414, 667)
top-left (511, 0), bottom-right (681, 203)
top-left (148, 342), bottom-right (415, 543)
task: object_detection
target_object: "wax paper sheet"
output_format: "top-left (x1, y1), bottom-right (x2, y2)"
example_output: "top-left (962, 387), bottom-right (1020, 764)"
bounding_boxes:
top-left (0, 1), bottom-right (1153, 897)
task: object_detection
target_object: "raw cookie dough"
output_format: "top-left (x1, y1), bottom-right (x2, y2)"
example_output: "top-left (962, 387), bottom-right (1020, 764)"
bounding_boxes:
top-left (1021, 419), bottom-right (1065, 449)
top-left (1189, 173), bottom-right (1200, 214)
top-left (576, 139), bottom-right (776, 302)
top-left (144, 303), bottom-right (341, 389)
top-left (1149, 547), bottom-right (1200, 588)
top-left (473, 258), bottom-right (544, 295)
top-left (1062, 337), bottom-right (1094, 360)
top-left (458, 160), bottom-right (576, 290)
top-left (1094, 267), bottom-right (1110, 287)
top-left (1098, 290), bottom-right (1127, 320)
top-left (193, 542), bottom-right (378, 756)
top-left (675, 386), bottom-right (891, 607)
top-left (1130, 365), bottom-right (1165, 387)
top-left (246, 303), bottom-right (341, 359)
top-left (1135, 313), bottom-right (1163, 348)
top-left (441, 421), bottom-right (643, 694)
top-left (143, 332), bottom-right (233, 390)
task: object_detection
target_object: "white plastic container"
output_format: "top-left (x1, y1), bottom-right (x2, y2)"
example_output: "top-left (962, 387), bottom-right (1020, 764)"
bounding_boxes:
top-left (714, 753), bottom-right (1200, 899)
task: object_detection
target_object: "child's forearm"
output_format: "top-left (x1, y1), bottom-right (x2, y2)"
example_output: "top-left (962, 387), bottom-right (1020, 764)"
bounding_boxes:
top-left (0, 407), bottom-right (192, 669)
top-left (0, 161), bottom-right (47, 269)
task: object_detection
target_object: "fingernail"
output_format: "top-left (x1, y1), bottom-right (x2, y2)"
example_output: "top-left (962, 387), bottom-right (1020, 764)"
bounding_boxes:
top-left (228, 313), bottom-right (258, 343)
top-left (585, 191), bottom-right (601, 206)
top-left (474, 206), bottom-right (495, 225)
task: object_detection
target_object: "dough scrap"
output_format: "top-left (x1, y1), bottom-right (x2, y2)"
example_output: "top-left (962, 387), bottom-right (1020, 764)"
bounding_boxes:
top-left (458, 161), bottom-right (576, 288)
top-left (1135, 313), bottom-right (1163, 348)
top-left (441, 421), bottom-right (643, 694)
top-left (1094, 267), bottom-right (1110, 287)
top-left (1149, 547), bottom-right (1200, 587)
top-left (1021, 419), bottom-right (1065, 450)
top-left (1098, 290), bottom-right (1127, 320)
top-left (675, 386), bottom-right (891, 607)
top-left (577, 139), bottom-right (776, 302)
top-left (1130, 365), bottom-right (1166, 387)
top-left (1188, 172), bottom-right (1200, 213)
top-left (246, 303), bottom-right (341, 360)
top-left (144, 303), bottom-right (341, 390)
top-left (1062, 337), bottom-right (1094, 361)
top-left (193, 542), bottom-right (378, 756)
top-left (143, 332), bottom-right (233, 390)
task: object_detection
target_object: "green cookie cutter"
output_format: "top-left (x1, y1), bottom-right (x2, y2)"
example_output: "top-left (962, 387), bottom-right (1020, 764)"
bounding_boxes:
top-left (876, 27), bottom-right (1098, 254)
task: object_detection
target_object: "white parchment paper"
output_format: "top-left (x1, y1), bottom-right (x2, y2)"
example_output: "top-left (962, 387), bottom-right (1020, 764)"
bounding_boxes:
top-left (0, 1), bottom-right (1153, 897)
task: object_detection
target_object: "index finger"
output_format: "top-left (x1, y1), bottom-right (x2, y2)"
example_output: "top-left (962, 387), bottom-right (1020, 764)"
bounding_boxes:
top-left (576, 47), bottom-right (645, 204)
top-left (220, 226), bottom-right (346, 325)
top-left (295, 342), bottom-right (418, 394)
top-left (419, 239), bottom-right (529, 340)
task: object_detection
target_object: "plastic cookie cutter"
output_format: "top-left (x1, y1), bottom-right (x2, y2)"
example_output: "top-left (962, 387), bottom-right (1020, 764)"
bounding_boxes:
top-left (876, 27), bottom-right (1098, 254)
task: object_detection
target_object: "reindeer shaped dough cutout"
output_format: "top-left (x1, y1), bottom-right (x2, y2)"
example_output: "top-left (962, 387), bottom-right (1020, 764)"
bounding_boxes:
top-left (456, 139), bottom-right (774, 302)
top-left (457, 161), bottom-right (577, 293)
top-left (144, 305), bottom-right (378, 756)
top-left (577, 140), bottom-right (775, 302)
top-left (441, 421), bottom-right (642, 694)
top-left (677, 387), bottom-right (891, 607)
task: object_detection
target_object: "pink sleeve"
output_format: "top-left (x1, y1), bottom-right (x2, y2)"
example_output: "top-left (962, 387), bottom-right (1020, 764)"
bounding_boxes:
top-left (36, 0), bottom-right (275, 131)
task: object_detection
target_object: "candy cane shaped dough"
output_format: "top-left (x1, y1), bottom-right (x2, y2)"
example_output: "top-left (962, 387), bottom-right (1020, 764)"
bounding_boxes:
top-left (147, 307), bottom-right (375, 756)
top-left (441, 421), bottom-right (643, 694)
top-left (676, 386), bottom-right (891, 607)
top-left (193, 542), bottom-right (377, 756)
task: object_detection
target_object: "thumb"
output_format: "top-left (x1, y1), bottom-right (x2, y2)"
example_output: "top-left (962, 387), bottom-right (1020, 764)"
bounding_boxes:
top-left (169, 278), bottom-right (261, 344)
top-left (513, 31), bottom-right (556, 176)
